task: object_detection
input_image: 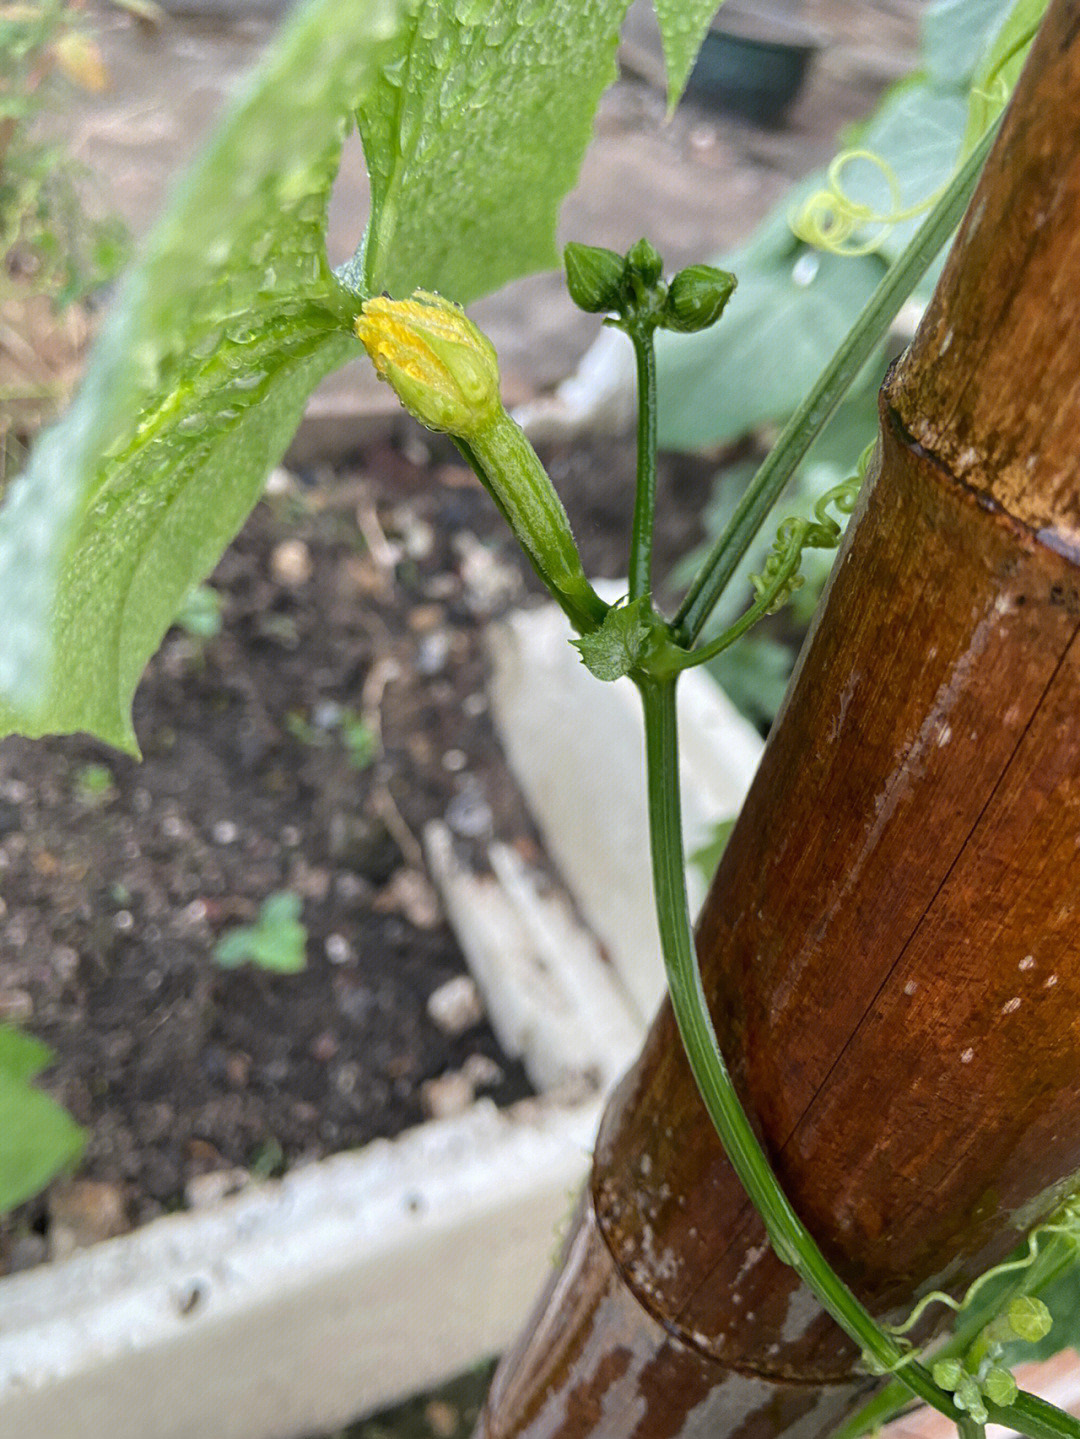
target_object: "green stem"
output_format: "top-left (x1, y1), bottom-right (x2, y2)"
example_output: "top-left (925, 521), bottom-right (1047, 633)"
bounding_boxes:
top-left (650, 545), bottom-right (802, 677)
top-left (628, 325), bottom-right (658, 603)
top-left (454, 423), bottom-right (607, 635)
top-left (637, 676), bottom-right (1080, 1439)
top-left (671, 123), bottom-right (997, 648)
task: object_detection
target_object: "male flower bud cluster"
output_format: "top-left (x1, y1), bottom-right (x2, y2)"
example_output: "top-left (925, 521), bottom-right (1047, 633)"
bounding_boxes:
top-left (563, 239), bottom-right (736, 335)
top-left (354, 290), bottom-right (500, 440)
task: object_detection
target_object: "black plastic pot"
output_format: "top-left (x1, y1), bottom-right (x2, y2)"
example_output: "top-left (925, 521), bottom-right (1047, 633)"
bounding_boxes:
top-left (686, 12), bottom-right (822, 125)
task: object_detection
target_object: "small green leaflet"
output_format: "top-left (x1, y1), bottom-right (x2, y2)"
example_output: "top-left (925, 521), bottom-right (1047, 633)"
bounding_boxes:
top-left (214, 892), bottom-right (308, 974)
top-left (0, 0), bottom-right (406, 749)
top-left (653, 0), bottom-right (725, 111)
top-left (0, 1024), bottom-right (86, 1216)
top-left (572, 596), bottom-right (651, 681)
top-left (352, 0), bottom-right (634, 304)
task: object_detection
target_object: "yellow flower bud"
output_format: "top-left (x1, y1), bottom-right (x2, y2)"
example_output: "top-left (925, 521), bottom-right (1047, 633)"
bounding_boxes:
top-left (354, 290), bottom-right (501, 440)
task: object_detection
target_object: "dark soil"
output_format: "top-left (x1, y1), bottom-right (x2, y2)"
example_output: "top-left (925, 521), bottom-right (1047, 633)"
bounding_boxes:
top-left (317, 1362), bottom-right (496, 1439)
top-left (0, 426), bottom-right (716, 1270)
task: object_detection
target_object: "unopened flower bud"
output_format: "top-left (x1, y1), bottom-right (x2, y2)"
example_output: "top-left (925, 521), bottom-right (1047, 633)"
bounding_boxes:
top-left (663, 264), bottom-right (737, 332)
top-left (563, 242), bottom-right (626, 314)
top-left (625, 237), bottom-right (664, 285)
top-left (354, 290), bottom-right (500, 440)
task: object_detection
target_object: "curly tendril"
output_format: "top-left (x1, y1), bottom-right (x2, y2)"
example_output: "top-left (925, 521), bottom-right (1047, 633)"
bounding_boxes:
top-left (791, 150), bottom-right (921, 258)
top-left (748, 443), bottom-right (871, 614)
top-left (860, 1188), bottom-right (1080, 1412)
top-left (792, 13), bottom-right (1042, 257)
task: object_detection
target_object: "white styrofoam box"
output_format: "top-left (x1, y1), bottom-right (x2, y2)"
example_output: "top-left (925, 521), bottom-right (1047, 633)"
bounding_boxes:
top-left (0, 1097), bottom-right (598, 1439)
top-left (485, 599), bottom-right (764, 1020)
top-left (425, 824), bottom-right (645, 1095)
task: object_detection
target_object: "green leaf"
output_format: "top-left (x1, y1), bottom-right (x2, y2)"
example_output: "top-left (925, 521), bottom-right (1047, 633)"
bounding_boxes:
top-left (653, 0), bottom-right (722, 110)
top-left (571, 595), bottom-right (650, 681)
top-left (0, 1022), bottom-right (53, 1085)
top-left (0, 1027), bottom-right (86, 1215)
top-left (214, 892), bottom-right (308, 974)
top-left (0, 0), bottom-right (407, 750)
top-left (352, 0), bottom-right (633, 304)
top-left (689, 817), bottom-right (735, 887)
top-left (922, 0), bottom-right (1024, 89)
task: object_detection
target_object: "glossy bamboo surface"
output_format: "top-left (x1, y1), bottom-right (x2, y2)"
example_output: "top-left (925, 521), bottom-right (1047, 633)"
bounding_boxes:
top-left (477, 5), bottom-right (1080, 1438)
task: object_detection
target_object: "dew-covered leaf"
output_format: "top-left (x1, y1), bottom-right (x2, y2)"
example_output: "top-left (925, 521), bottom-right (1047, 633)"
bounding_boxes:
top-left (351, 0), bottom-right (632, 305)
top-left (0, 0), bottom-right (406, 749)
top-left (653, 0), bottom-right (723, 110)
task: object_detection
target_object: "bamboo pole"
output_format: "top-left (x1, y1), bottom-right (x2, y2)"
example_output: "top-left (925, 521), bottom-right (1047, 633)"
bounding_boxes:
top-left (476, 5), bottom-right (1080, 1438)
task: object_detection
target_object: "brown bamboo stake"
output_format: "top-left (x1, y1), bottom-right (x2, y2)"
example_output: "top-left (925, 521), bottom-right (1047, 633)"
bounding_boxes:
top-left (475, 5), bottom-right (1080, 1439)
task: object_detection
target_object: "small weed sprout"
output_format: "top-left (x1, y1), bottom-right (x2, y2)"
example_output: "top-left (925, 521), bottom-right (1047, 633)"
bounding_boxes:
top-left (213, 892), bottom-right (308, 975)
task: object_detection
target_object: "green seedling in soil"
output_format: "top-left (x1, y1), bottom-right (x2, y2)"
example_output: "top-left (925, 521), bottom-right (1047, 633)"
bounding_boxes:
top-left (286, 704), bottom-right (378, 768)
top-left (213, 891), bottom-right (307, 975)
top-left (249, 1136), bottom-right (286, 1181)
top-left (0, 4), bottom-right (1075, 1439)
top-left (73, 760), bottom-right (115, 804)
top-left (340, 709), bottom-right (377, 771)
top-left (172, 583), bottom-right (223, 640)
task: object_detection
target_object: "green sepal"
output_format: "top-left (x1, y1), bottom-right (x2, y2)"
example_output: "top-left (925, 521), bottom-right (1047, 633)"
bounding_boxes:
top-left (571, 596), bottom-right (651, 681)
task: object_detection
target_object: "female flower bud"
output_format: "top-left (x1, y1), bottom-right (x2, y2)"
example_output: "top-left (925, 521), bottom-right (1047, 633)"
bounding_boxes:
top-left (563, 242), bottom-right (626, 314)
top-left (355, 291), bottom-right (606, 637)
top-left (662, 264), bottom-right (737, 333)
top-left (354, 290), bottom-right (501, 440)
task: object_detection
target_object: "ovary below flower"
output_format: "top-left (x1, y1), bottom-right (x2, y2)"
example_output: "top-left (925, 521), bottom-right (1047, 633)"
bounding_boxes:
top-left (354, 291), bottom-right (501, 441)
